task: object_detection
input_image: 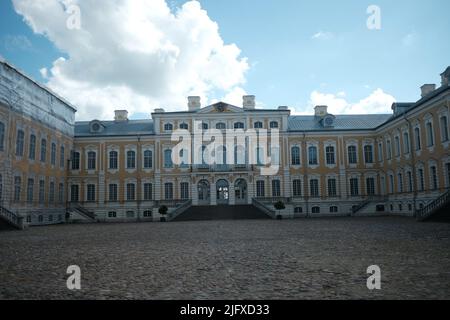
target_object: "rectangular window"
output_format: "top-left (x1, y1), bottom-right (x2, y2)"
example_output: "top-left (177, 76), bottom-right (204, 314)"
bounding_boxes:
top-left (272, 180), bottom-right (281, 197)
top-left (72, 152), bottom-right (80, 170)
top-left (418, 169), bottom-right (425, 192)
top-left (49, 182), bottom-right (55, 203)
top-left (165, 183), bottom-right (174, 200)
top-left (87, 152), bottom-right (96, 170)
top-left (310, 179), bottom-right (319, 198)
top-left (108, 211), bottom-right (117, 218)
top-left (364, 145), bottom-right (374, 164)
top-left (180, 182), bottom-right (189, 200)
top-left (14, 177), bottom-right (21, 202)
top-left (27, 179), bottom-right (34, 203)
top-left (127, 151), bottom-right (136, 169)
top-left (326, 146), bottom-right (335, 165)
top-left (389, 175), bottom-right (394, 194)
top-left (292, 180), bottom-right (302, 197)
top-left (366, 177), bottom-right (375, 196)
top-left (398, 174), bottom-right (403, 193)
top-left (58, 183), bottom-right (64, 203)
top-left (144, 150), bottom-right (153, 169)
top-left (441, 116), bottom-right (449, 142)
top-left (70, 185), bottom-right (79, 202)
top-left (256, 181), bottom-right (265, 198)
top-left (39, 180), bottom-right (45, 204)
top-left (16, 130), bottom-right (25, 157)
top-left (29, 134), bottom-right (36, 160)
top-left (378, 143), bottom-right (383, 162)
top-left (60, 146), bottom-right (65, 168)
top-left (395, 137), bottom-right (400, 157)
top-left (308, 147), bottom-right (318, 165)
top-left (144, 183), bottom-right (153, 201)
top-left (109, 151), bottom-right (118, 169)
top-left (387, 140), bottom-right (392, 160)
top-left (51, 143), bottom-right (56, 165)
top-left (348, 146), bottom-right (357, 164)
top-left (87, 184), bottom-right (96, 202)
top-left (164, 150), bottom-right (173, 168)
top-left (40, 139), bottom-right (47, 162)
top-left (350, 178), bottom-right (359, 196)
top-left (415, 128), bottom-right (421, 150)
top-left (403, 133), bottom-right (410, 154)
top-left (431, 166), bottom-right (438, 190)
top-left (427, 122), bottom-right (434, 147)
top-left (327, 178), bottom-right (337, 197)
top-left (407, 172), bottom-right (413, 192)
top-left (0, 122), bottom-right (4, 151)
top-left (109, 184), bottom-right (118, 202)
top-left (127, 184), bottom-right (136, 201)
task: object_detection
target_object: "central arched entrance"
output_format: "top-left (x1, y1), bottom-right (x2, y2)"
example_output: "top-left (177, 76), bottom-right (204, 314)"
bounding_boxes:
top-left (235, 179), bottom-right (248, 204)
top-left (216, 179), bottom-right (230, 205)
top-left (198, 180), bottom-right (210, 205)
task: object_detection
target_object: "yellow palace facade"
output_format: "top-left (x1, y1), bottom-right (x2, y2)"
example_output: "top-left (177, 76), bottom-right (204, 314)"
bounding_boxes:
top-left (1, 60), bottom-right (450, 226)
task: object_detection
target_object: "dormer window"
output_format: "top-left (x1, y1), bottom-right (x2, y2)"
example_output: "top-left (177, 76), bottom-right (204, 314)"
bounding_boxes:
top-left (323, 115), bottom-right (335, 128)
top-left (164, 123), bottom-right (173, 131)
top-left (216, 122), bottom-right (226, 130)
top-left (89, 120), bottom-right (104, 133)
top-left (234, 122), bottom-right (245, 129)
top-left (270, 121), bottom-right (279, 129)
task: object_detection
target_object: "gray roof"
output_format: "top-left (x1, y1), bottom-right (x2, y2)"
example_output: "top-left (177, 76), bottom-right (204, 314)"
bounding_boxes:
top-left (288, 114), bottom-right (392, 132)
top-left (75, 120), bottom-right (154, 137)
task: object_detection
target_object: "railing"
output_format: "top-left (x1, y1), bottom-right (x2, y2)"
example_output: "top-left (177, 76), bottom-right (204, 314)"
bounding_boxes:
top-left (167, 200), bottom-right (192, 221)
top-left (416, 189), bottom-right (450, 221)
top-left (0, 204), bottom-right (24, 230)
top-left (351, 200), bottom-right (371, 215)
top-left (254, 197), bottom-right (292, 204)
top-left (69, 204), bottom-right (96, 221)
top-left (252, 199), bottom-right (276, 219)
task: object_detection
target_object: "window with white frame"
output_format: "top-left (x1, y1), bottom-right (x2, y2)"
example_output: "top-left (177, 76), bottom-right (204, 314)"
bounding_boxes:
top-left (440, 115), bottom-right (449, 142)
top-left (272, 180), bottom-right (281, 197)
top-left (16, 130), bottom-right (25, 157)
top-left (70, 184), bottom-right (79, 202)
top-left (407, 171), bottom-right (413, 192)
top-left (414, 127), bottom-right (421, 150)
top-left (164, 123), bottom-right (173, 131)
top-left (256, 180), bottom-right (265, 197)
top-left (270, 121), bottom-right (279, 129)
top-left (216, 122), bottom-right (226, 130)
top-left (364, 145), bottom-right (374, 164)
top-left (426, 121), bottom-right (435, 147)
top-left (394, 136), bottom-right (401, 157)
top-left (389, 175), bottom-right (394, 194)
top-left (126, 183), bottom-right (136, 201)
top-left (87, 184), bottom-right (96, 202)
top-left (38, 180), bottom-right (45, 204)
top-left (291, 146), bottom-right (301, 166)
top-left (27, 179), bottom-right (34, 203)
top-left (292, 179), bottom-right (302, 197)
top-left (308, 146), bottom-right (318, 165)
top-left (165, 183), bottom-right (174, 200)
top-left (418, 168), bottom-right (425, 191)
top-left (254, 121), bottom-right (263, 129)
top-left (366, 177), bottom-right (375, 196)
top-left (87, 151), bottom-right (96, 170)
top-left (430, 166), bottom-right (438, 190)
top-left (143, 150), bottom-right (153, 169)
top-left (49, 181), bottom-right (55, 203)
top-left (326, 146), bottom-right (335, 165)
top-left (29, 134), bottom-right (36, 160)
top-left (350, 178), bottom-right (359, 196)
top-left (40, 139), bottom-right (47, 162)
top-left (58, 183), bottom-right (64, 203)
top-left (144, 183), bottom-right (153, 201)
top-left (310, 179), bottom-right (319, 198)
top-left (51, 143), bottom-right (56, 165)
top-left (234, 122), bottom-right (245, 129)
top-left (60, 145), bottom-right (65, 168)
top-left (386, 140), bottom-right (392, 160)
top-left (127, 150), bottom-right (136, 169)
top-left (403, 132), bottom-right (410, 154)
top-left (72, 151), bottom-right (80, 170)
top-left (327, 178), bottom-right (337, 197)
top-left (348, 145), bottom-right (357, 164)
top-left (180, 182), bottom-right (189, 200)
top-left (180, 123), bottom-right (189, 130)
top-left (14, 176), bottom-right (21, 201)
top-left (397, 173), bottom-right (403, 193)
top-left (378, 142), bottom-right (383, 162)
top-left (109, 151), bottom-right (118, 169)
top-left (109, 184), bottom-right (118, 202)
top-left (164, 149), bottom-right (173, 168)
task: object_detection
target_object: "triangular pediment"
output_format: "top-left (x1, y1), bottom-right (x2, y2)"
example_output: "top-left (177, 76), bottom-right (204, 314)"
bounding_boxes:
top-left (197, 102), bottom-right (244, 114)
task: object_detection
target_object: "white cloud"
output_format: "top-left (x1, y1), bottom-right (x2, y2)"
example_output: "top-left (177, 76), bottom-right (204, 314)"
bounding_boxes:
top-left (297, 88), bottom-right (396, 115)
top-left (402, 32), bottom-right (418, 47)
top-left (311, 31), bottom-right (334, 40)
top-left (2, 34), bottom-right (33, 51)
top-left (12, 0), bottom-right (249, 120)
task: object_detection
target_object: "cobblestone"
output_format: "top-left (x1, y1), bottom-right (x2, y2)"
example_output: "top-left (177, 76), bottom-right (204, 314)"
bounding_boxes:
top-left (1, 217), bottom-right (450, 300)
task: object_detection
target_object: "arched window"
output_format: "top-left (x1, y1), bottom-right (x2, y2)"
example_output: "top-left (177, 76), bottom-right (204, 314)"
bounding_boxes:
top-left (426, 122), bottom-right (434, 147)
top-left (254, 121), bottom-right (263, 129)
top-left (270, 121), bottom-right (279, 129)
top-left (144, 150), bottom-right (153, 169)
top-left (60, 145), bottom-right (65, 168)
top-left (109, 151), bottom-right (118, 169)
top-left (180, 123), bottom-right (189, 130)
top-left (395, 136), bottom-right (401, 157)
top-left (440, 115), bottom-right (449, 142)
top-left (126, 183), bottom-right (136, 201)
top-left (291, 146), bottom-right (300, 166)
top-left (234, 122), bottom-right (244, 129)
top-left (0, 122), bottom-right (5, 151)
top-left (312, 207), bottom-right (320, 214)
top-left (164, 123), bottom-right (173, 131)
top-left (216, 122), bottom-right (226, 130)
top-left (403, 132), bottom-right (410, 154)
top-left (292, 179), bottom-right (302, 197)
top-left (386, 140), bottom-right (392, 160)
top-left (164, 149), bottom-right (173, 168)
top-left (308, 146), bottom-right (318, 165)
top-left (127, 150), bottom-right (136, 169)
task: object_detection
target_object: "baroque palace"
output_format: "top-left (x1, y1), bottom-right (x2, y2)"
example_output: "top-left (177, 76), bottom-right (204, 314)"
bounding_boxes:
top-left (1, 59), bottom-right (450, 227)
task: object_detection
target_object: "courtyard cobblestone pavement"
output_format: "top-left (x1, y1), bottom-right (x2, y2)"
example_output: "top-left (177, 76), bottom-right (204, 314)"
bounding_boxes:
top-left (1, 217), bottom-right (450, 300)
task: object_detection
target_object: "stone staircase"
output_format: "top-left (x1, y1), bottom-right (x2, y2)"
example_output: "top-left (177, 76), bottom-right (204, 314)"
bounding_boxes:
top-left (172, 205), bottom-right (272, 222)
top-left (0, 204), bottom-right (24, 230)
top-left (417, 190), bottom-right (450, 222)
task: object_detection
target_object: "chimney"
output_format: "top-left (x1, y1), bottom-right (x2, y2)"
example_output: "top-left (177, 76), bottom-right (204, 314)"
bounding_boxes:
top-left (421, 84), bottom-right (436, 98)
top-left (114, 110), bottom-right (128, 121)
top-left (441, 67), bottom-right (450, 87)
top-left (314, 105), bottom-right (328, 117)
top-left (243, 95), bottom-right (256, 110)
top-left (188, 96), bottom-right (201, 111)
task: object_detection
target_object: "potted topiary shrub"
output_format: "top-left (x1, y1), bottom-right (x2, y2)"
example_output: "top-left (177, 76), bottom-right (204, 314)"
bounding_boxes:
top-left (159, 205), bottom-right (168, 222)
top-left (274, 201), bottom-right (285, 220)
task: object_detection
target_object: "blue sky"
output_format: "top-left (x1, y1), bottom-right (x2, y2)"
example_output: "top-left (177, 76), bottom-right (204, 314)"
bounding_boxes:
top-left (1, 0), bottom-right (449, 119)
